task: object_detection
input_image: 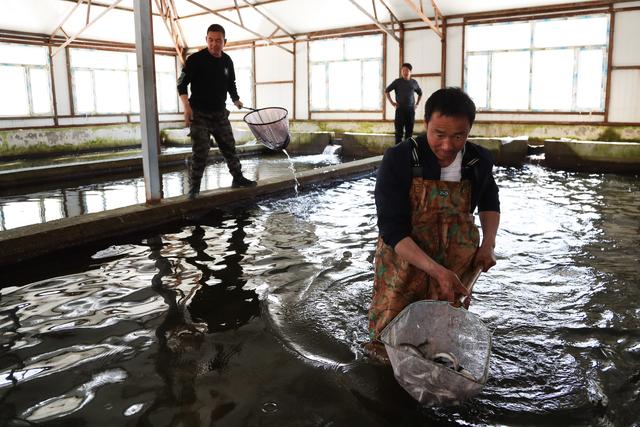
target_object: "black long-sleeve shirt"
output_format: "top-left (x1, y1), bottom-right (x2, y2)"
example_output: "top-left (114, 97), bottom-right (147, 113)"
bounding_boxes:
top-left (177, 49), bottom-right (239, 112)
top-left (375, 135), bottom-right (500, 248)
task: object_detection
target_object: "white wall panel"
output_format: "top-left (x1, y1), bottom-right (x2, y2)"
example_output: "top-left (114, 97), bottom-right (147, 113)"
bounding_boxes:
top-left (256, 83), bottom-right (293, 113)
top-left (385, 34), bottom-right (400, 120)
top-left (255, 44), bottom-right (294, 82)
top-left (608, 69), bottom-right (640, 122)
top-left (0, 118), bottom-right (55, 128)
top-left (403, 29), bottom-right (441, 74)
top-left (295, 42), bottom-right (309, 120)
top-left (612, 10), bottom-right (640, 66)
top-left (475, 113), bottom-right (603, 122)
top-left (58, 116), bottom-right (128, 125)
top-left (413, 76), bottom-right (441, 117)
top-left (311, 112), bottom-right (382, 120)
top-left (445, 26), bottom-right (463, 87)
top-left (52, 48), bottom-right (71, 115)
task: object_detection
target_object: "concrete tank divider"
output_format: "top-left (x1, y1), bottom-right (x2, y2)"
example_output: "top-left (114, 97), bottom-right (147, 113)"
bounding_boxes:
top-left (162, 128), bottom-right (333, 156)
top-left (0, 122), bottom-right (183, 158)
top-left (468, 137), bottom-right (529, 166)
top-left (0, 156), bottom-right (382, 267)
top-left (0, 144), bottom-right (268, 191)
top-left (544, 140), bottom-right (640, 173)
top-left (283, 132), bottom-right (333, 155)
top-left (162, 126), bottom-right (255, 145)
top-left (340, 133), bottom-right (395, 157)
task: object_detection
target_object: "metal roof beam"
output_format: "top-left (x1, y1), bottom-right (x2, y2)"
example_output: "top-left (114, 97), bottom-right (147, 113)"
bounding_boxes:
top-left (401, 0), bottom-right (442, 39)
top-left (184, 0), bottom-right (293, 54)
top-left (346, 0), bottom-right (400, 42)
top-left (52, 0), bottom-right (125, 56)
top-left (240, 0), bottom-right (295, 39)
top-left (154, 0), bottom-right (187, 64)
top-left (51, 0), bottom-right (86, 39)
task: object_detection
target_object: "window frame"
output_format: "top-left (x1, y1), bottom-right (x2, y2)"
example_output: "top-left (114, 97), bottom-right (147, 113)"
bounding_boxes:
top-left (309, 33), bottom-right (384, 112)
top-left (69, 48), bottom-right (178, 115)
top-left (464, 14), bottom-right (610, 113)
top-left (0, 43), bottom-right (53, 117)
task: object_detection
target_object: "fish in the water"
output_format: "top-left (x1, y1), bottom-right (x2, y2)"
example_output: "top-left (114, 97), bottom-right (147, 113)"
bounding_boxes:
top-left (432, 352), bottom-right (459, 370)
top-left (396, 343), bottom-right (478, 381)
top-left (397, 343), bottom-right (425, 358)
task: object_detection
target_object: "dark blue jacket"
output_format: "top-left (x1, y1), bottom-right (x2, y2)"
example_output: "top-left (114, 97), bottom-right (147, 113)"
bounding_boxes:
top-left (375, 134), bottom-right (500, 247)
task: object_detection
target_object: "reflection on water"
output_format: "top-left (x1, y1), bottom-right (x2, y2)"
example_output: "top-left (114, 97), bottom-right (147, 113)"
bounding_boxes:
top-left (0, 165), bottom-right (639, 425)
top-left (0, 153), bottom-right (340, 231)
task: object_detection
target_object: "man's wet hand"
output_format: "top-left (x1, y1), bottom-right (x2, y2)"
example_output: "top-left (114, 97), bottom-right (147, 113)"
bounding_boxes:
top-left (183, 105), bottom-right (193, 127)
top-left (474, 244), bottom-right (496, 272)
top-left (434, 268), bottom-right (469, 303)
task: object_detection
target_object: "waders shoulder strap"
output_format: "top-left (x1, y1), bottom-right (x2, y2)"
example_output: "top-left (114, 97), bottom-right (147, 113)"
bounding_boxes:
top-left (409, 137), bottom-right (422, 177)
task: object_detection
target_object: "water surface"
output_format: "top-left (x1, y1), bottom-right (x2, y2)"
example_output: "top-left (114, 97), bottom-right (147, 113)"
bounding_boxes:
top-left (0, 153), bottom-right (339, 231)
top-left (1, 165), bottom-right (639, 426)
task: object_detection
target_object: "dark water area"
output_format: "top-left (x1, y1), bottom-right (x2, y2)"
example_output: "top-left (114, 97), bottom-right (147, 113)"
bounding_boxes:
top-left (0, 165), bottom-right (639, 426)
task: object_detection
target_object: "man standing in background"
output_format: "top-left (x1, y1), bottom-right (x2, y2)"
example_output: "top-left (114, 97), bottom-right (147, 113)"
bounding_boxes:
top-left (177, 23), bottom-right (256, 200)
top-left (385, 63), bottom-right (423, 144)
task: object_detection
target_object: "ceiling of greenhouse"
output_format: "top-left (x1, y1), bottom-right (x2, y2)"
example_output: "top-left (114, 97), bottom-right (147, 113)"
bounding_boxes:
top-left (1, 0), bottom-right (625, 49)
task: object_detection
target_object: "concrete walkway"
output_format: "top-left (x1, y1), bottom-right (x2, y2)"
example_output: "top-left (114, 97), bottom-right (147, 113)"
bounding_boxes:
top-left (0, 156), bottom-right (382, 267)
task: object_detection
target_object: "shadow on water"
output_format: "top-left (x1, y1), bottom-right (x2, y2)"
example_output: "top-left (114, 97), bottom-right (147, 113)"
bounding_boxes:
top-left (1, 166), bottom-right (639, 425)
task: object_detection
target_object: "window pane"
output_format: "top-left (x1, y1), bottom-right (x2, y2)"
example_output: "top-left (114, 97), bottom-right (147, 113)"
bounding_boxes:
top-left (362, 60), bottom-right (381, 109)
top-left (228, 49), bottom-right (252, 68)
top-left (310, 64), bottom-right (327, 110)
top-left (156, 73), bottom-right (177, 112)
top-left (129, 71), bottom-right (140, 113)
top-left (328, 61), bottom-right (361, 110)
top-left (74, 70), bottom-right (94, 113)
top-left (466, 23), bottom-right (531, 52)
top-left (0, 43), bottom-right (48, 65)
top-left (576, 49), bottom-right (604, 110)
top-left (344, 35), bottom-right (382, 59)
top-left (534, 16), bottom-right (608, 48)
top-left (70, 49), bottom-right (128, 70)
top-left (309, 39), bottom-right (344, 62)
top-left (466, 54), bottom-right (488, 108)
top-left (490, 51), bottom-right (530, 110)
top-left (155, 54), bottom-right (176, 72)
top-left (531, 49), bottom-right (574, 110)
top-left (94, 70), bottom-right (130, 113)
top-left (0, 66), bottom-right (29, 116)
top-left (235, 67), bottom-right (252, 107)
top-left (29, 68), bottom-right (52, 114)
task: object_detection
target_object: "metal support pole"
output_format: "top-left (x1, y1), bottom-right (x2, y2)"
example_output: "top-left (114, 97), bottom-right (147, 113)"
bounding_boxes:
top-left (134, 0), bottom-right (162, 203)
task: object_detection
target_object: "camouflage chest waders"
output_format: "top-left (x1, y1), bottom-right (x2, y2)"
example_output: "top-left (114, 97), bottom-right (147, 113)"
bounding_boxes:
top-left (368, 141), bottom-right (480, 340)
top-left (189, 109), bottom-right (243, 194)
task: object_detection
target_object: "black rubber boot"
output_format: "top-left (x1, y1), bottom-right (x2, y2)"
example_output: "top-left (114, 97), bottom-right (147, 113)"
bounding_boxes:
top-left (231, 175), bottom-right (257, 188)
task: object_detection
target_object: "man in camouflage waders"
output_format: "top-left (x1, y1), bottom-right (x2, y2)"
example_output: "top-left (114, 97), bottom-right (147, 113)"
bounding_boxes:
top-left (177, 24), bottom-right (256, 200)
top-left (365, 87), bottom-right (501, 363)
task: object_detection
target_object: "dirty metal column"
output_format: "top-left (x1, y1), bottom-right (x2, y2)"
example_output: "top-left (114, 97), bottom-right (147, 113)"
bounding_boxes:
top-left (133, 0), bottom-right (162, 203)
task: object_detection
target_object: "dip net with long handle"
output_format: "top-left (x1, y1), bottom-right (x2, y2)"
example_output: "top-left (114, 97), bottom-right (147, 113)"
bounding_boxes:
top-left (243, 107), bottom-right (290, 151)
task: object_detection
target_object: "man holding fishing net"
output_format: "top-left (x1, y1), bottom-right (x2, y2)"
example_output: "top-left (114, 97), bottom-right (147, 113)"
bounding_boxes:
top-left (365, 87), bottom-right (501, 363)
top-left (177, 23), bottom-right (257, 200)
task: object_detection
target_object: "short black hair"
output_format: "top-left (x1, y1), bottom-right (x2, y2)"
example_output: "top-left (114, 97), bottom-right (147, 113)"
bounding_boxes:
top-left (207, 24), bottom-right (225, 37)
top-left (424, 87), bottom-right (476, 126)
top-left (401, 63), bottom-right (412, 71)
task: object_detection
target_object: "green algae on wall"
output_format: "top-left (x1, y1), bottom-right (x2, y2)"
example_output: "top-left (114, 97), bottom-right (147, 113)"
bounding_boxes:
top-left (0, 137), bottom-right (141, 158)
